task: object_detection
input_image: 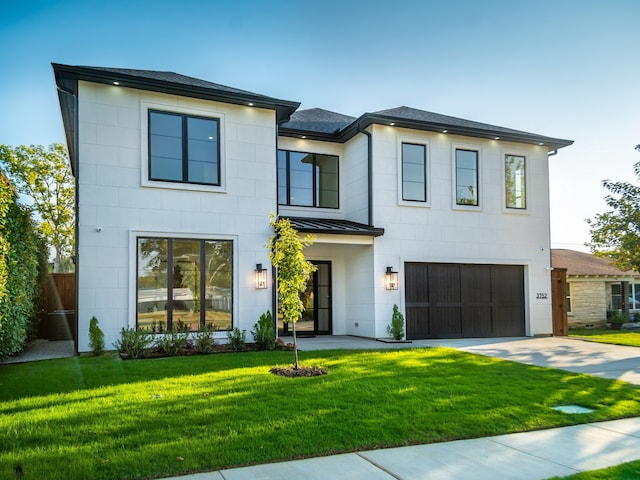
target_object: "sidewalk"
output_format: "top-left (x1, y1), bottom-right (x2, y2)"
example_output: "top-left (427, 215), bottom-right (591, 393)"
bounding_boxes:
top-left (171, 418), bottom-right (640, 480)
top-left (164, 336), bottom-right (640, 480)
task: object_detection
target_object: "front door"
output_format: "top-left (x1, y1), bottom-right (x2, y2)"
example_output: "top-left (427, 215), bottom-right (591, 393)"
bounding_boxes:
top-left (279, 261), bottom-right (332, 336)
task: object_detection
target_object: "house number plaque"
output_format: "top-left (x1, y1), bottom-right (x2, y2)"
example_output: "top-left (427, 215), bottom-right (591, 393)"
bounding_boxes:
top-left (536, 293), bottom-right (548, 299)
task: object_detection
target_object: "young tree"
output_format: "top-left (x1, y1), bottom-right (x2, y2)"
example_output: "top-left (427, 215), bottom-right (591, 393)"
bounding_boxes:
top-left (267, 214), bottom-right (316, 369)
top-left (587, 145), bottom-right (640, 271)
top-left (0, 143), bottom-right (74, 272)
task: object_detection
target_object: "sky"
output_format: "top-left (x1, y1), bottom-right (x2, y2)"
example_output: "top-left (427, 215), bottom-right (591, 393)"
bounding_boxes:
top-left (1, 0), bottom-right (638, 252)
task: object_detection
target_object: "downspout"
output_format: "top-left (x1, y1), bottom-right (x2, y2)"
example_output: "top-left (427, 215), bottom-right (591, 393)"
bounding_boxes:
top-left (356, 123), bottom-right (373, 227)
top-left (57, 84), bottom-right (79, 356)
top-left (547, 149), bottom-right (558, 157)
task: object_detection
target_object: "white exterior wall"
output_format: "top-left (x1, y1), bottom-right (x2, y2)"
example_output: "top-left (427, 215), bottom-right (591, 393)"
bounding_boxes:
top-left (76, 81), bottom-right (276, 352)
top-left (369, 124), bottom-right (553, 337)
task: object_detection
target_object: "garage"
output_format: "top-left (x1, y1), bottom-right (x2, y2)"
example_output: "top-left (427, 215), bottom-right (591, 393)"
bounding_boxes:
top-left (405, 263), bottom-right (525, 339)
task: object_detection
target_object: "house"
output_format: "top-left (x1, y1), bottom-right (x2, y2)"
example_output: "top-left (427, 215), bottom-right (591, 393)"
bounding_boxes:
top-left (53, 63), bottom-right (573, 353)
top-left (551, 249), bottom-right (640, 328)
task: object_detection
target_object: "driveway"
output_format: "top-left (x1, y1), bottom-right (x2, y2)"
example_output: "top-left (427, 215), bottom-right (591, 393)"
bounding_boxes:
top-left (296, 335), bottom-right (640, 385)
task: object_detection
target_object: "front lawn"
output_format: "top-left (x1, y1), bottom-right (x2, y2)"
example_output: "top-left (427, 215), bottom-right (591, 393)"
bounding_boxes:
top-left (2, 348), bottom-right (640, 480)
top-left (569, 329), bottom-right (640, 347)
top-left (547, 459), bottom-right (640, 479)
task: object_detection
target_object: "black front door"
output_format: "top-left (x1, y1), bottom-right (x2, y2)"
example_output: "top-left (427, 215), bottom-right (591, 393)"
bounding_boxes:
top-left (279, 261), bottom-right (332, 336)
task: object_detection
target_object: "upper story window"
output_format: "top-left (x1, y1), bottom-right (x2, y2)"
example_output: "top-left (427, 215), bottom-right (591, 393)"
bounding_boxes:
top-left (505, 154), bottom-right (526, 209)
top-left (402, 143), bottom-right (426, 202)
top-left (149, 110), bottom-right (220, 186)
top-left (277, 150), bottom-right (339, 208)
top-left (455, 149), bottom-right (479, 206)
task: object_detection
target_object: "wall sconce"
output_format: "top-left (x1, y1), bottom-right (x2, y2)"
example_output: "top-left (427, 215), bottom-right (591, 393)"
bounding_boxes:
top-left (255, 263), bottom-right (267, 289)
top-left (385, 267), bottom-right (398, 290)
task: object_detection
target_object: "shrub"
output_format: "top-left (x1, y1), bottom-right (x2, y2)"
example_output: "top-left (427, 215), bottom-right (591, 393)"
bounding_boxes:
top-left (88, 316), bottom-right (105, 356)
top-left (113, 327), bottom-right (153, 358)
top-left (226, 327), bottom-right (246, 351)
top-left (0, 189), bottom-right (48, 359)
top-left (251, 310), bottom-right (276, 350)
top-left (387, 304), bottom-right (405, 340)
top-left (156, 328), bottom-right (191, 356)
top-left (194, 324), bottom-right (216, 353)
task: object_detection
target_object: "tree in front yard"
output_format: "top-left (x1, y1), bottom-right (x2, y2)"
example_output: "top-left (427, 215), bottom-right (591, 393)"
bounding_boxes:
top-left (587, 145), bottom-right (640, 271)
top-left (0, 143), bottom-right (74, 272)
top-left (267, 214), bottom-right (316, 369)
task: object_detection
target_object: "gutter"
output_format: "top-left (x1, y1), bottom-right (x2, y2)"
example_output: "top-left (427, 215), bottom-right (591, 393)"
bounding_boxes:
top-left (548, 150), bottom-right (558, 157)
top-left (356, 123), bottom-right (373, 227)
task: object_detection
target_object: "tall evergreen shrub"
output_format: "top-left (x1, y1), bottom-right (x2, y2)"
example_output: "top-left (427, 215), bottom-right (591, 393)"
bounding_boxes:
top-left (0, 175), bottom-right (48, 359)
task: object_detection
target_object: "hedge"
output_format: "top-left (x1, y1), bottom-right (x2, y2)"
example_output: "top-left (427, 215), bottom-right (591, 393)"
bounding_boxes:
top-left (0, 174), bottom-right (48, 359)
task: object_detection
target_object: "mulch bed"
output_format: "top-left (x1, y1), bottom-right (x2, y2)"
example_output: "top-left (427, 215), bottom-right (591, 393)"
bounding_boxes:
top-left (119, 343), bottom-right (263, 360)
top-left (270, 366), bottom-right (328, 377)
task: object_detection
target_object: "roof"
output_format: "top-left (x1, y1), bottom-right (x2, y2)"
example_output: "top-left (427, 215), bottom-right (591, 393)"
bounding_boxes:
top-left (551, 249), bottom-right (639, 277)
top-left (53, 64), bottom-right (300, 121)
top-left (284, 217), bottom-right (384, 237)
top-left (280, 105), bottom-right (573, 151)
top-left (282, 108), bottom-right (356, 134)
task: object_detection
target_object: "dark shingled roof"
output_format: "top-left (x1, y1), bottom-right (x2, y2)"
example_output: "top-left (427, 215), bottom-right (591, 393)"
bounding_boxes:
top-left (551, 249), bottom-right (639, 277)
top-left (284, 217), bottom-right (384, 237)
top-left (280, 105), bottom-right (573, 150)
top-left (79, 66), bottom-right (272, 96)
top-left (281, 108), bottom-right (356, 134)
top-left (372, 106), bottom-right (548, 138)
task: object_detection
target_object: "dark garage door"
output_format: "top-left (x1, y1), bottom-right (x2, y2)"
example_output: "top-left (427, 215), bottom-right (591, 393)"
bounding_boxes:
top-left (405, 263), bottom-right (525, 339)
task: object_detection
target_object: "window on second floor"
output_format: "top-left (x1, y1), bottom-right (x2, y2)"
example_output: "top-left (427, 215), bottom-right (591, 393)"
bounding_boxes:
top-left (455, 149), bottom-right (479, 206)
top-left (277, 150), bottom-right (339, 208)
top-left (402, 143), bottom-right (426, 202)
top-left (505, 154), bottom-right (526, 209)
top-left (149, 110), bottom-right (220, 186)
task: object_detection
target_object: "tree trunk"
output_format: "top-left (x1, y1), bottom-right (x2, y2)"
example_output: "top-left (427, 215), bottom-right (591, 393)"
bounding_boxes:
top-left (292, 321), bottom-right (299, 370)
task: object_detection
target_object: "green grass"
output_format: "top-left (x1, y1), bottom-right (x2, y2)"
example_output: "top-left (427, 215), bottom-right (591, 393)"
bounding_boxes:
top-left (569, 329), bottom-right (640, 347)
top-left (2, 348), bottom-right (640, 479)
top-left (547, 459), bottom-right (640, 479)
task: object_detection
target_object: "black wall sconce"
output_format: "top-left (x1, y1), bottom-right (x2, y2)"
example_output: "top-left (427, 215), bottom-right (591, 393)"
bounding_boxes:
top-left (255, 263), bottom-right (267, 289)
top-left (385, 266), bottom-right (398, 290)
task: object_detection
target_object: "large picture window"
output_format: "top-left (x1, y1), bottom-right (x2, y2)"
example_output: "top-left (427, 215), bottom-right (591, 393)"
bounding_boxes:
top-left (455, 149), bottom-right (479, 206)
top-left (149, 110), bottom-right (220, 186)
top-left (402, 143), bottom-right (426, 202)
top-left (136, 237), bottom-right (232, 332)
top-left (505, 154), bottom-right (526, 209)
top-left (277, 150), bottom-right (339, 208)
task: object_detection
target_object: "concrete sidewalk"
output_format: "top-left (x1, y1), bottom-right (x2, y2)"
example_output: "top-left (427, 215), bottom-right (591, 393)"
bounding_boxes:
top-left (165, 336), bottom-right (640, 480)
top-left (171, 418), bottom-right (640, 480)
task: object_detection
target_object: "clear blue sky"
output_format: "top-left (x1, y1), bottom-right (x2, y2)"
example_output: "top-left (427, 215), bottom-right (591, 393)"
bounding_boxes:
top-left (1, 0), bottom-right (638, 251)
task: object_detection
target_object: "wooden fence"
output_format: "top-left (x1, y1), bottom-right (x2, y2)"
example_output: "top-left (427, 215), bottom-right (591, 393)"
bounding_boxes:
top-left (38, 273), bottom-right (76, 339)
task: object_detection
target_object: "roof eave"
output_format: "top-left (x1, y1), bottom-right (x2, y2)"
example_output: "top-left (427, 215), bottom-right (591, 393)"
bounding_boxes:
top-left (338, 113), bottom-right (574, 150)
top-left (52, 63), bottom-right (300, 123)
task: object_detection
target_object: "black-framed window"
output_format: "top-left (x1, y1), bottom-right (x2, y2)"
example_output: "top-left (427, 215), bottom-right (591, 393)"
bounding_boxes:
top-left (455, 149), bottom-right (479, 206)
top-left (136, 237), bottom-right (232, 332)
top-left (505, 154), bottom-right (526, 209)
top-left (149, 110), bottom-right (220, 186)
top-left (277, 150), bottom-right (339, 208)
top-left (402, 143), bottom-right (426, 202)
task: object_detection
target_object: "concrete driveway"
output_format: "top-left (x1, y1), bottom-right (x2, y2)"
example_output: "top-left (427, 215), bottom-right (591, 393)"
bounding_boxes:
top-left (456, 336), bottom-right (640, 385)
top-left (296, 335), bottom-right (640, 385)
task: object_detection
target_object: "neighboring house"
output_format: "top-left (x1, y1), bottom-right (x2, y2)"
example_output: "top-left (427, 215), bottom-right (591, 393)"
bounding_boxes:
top-left (551, 249), bottom-right (640, 328)
top-left (53, 63), bottom-right (573, 353)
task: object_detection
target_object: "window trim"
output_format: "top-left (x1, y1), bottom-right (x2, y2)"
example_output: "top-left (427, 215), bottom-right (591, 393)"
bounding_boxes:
top-left (502, 150), bottom-right (529, 212)
top-left (141, 101), bottom-right (226, 193)
top-left (397, 138), bottom-right (430, 207)
top-left (452, 144), bottom-right (482, 210)
top-left (129, 230), bottom-right (237, 333)
top-left (277, 149), bottom-right (340, 209)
